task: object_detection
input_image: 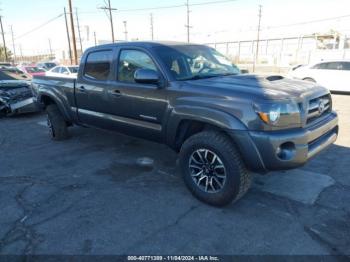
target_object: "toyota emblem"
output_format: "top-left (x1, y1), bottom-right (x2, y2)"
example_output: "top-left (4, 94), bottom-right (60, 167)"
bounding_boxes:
top-left (318, 100), bottom-right (326, 114)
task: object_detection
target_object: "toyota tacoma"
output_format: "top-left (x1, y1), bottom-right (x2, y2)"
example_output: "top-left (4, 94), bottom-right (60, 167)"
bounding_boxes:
top-left (31, 42), bottom-right (338, 206)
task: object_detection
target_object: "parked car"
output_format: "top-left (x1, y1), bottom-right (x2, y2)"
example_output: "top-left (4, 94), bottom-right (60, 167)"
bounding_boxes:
top-left (45, 65), bottom-right (79, 78)
top-left (288, 60), bottom-right (350, 93)
top-left (36, 62), bottom-right (57, 70)
top-left (0, 62), bottom-right (12, 67)
top-left (0, 80), bottom-right (41, 117)
top-left (20, 66), bottom-right (46, 77)
top-left (0, 66), bottom-right (30, 80)
top-left (31, 41), bottom-right (338, 206)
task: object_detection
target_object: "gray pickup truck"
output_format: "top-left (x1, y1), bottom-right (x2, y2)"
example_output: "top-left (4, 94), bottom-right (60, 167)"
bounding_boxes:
top-left (31, 41), bottom-right (338, 206)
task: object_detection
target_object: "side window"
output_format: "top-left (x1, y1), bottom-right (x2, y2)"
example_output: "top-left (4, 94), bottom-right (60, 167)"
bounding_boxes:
top-left (118, 50), bottom-right (157, 83)
top-left (312, 63), bottom-right (328, 69)
top-left (60, 67), bottom-right (69, 74)
top-left (84, 50), bottom-right (112, 80)
top-left (326, 62), bottom-right (342, 70)
top-left (52, 67), bottom-right (61, 73)
top-left (341, 62), bottom-right (350, 71)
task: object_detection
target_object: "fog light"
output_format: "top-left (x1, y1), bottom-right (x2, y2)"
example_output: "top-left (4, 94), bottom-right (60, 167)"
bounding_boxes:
top-left (276, 142), bottom-right (296, 160)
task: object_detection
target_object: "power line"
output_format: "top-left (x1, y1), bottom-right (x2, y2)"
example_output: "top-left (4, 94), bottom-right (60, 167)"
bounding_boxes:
top-left (78, 0), bottom-right (237, 14)
top-left (118, 0), bottom-right (237, 12)
top-left (264, 14), bottom-right (350, 30)
top-left (15, 14), bottom-right (63, 40)
top-left (98, 0), bottom-right (117, 43)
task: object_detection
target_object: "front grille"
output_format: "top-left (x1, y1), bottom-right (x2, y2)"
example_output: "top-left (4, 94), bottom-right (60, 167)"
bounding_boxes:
top-left (306, 94), bottom-right (332, 124)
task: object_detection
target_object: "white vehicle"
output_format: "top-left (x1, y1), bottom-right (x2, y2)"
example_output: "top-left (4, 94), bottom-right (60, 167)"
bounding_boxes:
top-left (288, 60), bottom-right (350, 93)
top-left (45, 65), bottom-right (78, 78)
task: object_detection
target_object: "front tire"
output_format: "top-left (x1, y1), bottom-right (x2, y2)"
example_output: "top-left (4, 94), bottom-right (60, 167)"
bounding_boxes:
top-left (179, 131), bottom-right (251, 206)
top-left (46, 104), bottom-right (69, 141)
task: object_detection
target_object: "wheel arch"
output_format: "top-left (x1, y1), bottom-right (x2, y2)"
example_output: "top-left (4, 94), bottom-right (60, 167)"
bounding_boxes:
top-left (166, 106), bottom-right (247, 151)
top-left (39, 92), bottom-right (72, 122)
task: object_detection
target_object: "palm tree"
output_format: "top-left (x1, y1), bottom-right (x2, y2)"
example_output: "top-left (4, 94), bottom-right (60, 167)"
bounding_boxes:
top-left (0, 46), bottom-right (12, 62)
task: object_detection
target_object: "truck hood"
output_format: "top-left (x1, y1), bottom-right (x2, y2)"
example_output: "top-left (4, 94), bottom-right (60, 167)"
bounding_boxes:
top-left (185, 74), bottom-right (328, 101)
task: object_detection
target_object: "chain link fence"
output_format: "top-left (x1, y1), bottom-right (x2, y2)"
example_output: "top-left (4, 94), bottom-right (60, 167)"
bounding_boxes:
top-left (207, 34), bottom-right (350, 74)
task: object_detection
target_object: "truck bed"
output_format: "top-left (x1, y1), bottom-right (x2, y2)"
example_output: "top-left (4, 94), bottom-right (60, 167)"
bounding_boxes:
top-left (31, 75), bottom-right (77, 121)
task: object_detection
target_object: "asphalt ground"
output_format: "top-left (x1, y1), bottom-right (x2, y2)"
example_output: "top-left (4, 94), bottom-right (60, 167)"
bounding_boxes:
top-left (0, 94), bottom-right (349, 256)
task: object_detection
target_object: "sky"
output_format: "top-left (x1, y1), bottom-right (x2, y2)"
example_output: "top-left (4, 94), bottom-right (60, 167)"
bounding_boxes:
top-left (1, 0), bottom-right (350, 56)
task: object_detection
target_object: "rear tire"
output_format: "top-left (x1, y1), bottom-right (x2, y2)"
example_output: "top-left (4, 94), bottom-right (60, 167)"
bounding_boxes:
top-left (179, 130), bottom-right (251, 206)
top-left (46, 104), bottom-right (69, 141)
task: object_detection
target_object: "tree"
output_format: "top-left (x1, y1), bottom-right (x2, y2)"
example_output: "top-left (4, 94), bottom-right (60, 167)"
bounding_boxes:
top-left (0, 46), bottom-right (12, 62)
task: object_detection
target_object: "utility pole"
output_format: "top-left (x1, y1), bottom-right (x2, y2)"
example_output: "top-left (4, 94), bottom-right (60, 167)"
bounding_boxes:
top-left (68, 0), bottom-right (78, 65)
top-left (48, 38), bottom-right (53, 58)
top-left (64, 7), bottom-right (73, 65)
top-left (94, 31), bottom-right (97, 46)
top-left (75, 8), bottom-right (83, 53)
top-left (10, 25), bottom-right (16, 64)
top-left (99, 0), bottom-right (117, 43)
top-left (19, 44), bottom-right (23, 61)
top-left (123, 21), bottom-right (128, 41)
top-left (0, 16), bottom-right (8, 62)
top-left (185, 0), bottom-right (191, 43)
top-left (253, 5), bottom-right (262, 73)
top-left (150, 13), bottom-right (154, 40)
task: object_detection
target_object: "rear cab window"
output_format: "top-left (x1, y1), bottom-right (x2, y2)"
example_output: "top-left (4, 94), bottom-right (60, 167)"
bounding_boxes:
top-left (84, 50), bottom-right (113, 81)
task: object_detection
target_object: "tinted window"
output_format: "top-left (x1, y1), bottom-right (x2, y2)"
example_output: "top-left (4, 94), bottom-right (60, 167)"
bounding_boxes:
top-left (118, 50), bottom-right (157, 83)
top-left (312, 63), bottom-right (328, 69)
top-left (60, 67), bottom-right (69, 74)
top-left (84, 50), bottom-right (112, 80)
top-left (45, 63), bottom-right (57, 69)
top-left (25, 67), bottom-right (45, 73)
top-left (326, 62), bottom-right (342, 70)
top-left (68, 66), bottom-right (78, 73)
top-left (312, 62), bottom-right (350, 70)
top-left (52, 67), bottom-right (61, 73)
top-left (340, 62), bottom-right (350, 71)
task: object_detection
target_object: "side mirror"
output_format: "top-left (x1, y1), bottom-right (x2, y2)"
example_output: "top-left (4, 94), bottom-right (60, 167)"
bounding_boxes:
top-left (240, 69), bottom-right (249, 74)
top-left (134, 69), bottom-right (160, 85)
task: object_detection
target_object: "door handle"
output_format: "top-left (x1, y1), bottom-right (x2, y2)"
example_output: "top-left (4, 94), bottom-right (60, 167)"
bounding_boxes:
top-left (78, 86), bottom-right (85, 92)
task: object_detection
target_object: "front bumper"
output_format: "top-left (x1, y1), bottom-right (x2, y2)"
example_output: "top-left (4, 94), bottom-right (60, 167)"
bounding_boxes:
top-left (229, 111), bottom-right (338, 173)
top-left (9, 97), bottom-right (41, 115)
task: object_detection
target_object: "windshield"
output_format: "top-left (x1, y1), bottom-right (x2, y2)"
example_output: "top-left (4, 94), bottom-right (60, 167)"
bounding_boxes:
top-left (154, 45), bottom-right (240, 80)
top-left (68, 67), bottom-right (79, 73)
top-left (25, 67), bottom-right (45, 73)
top-left (45, 63), bottom-right (57, 69)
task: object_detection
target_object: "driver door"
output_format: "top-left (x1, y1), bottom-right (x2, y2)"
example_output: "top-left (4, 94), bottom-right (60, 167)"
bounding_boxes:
top-left (106, 48), bottom-right (168, 142)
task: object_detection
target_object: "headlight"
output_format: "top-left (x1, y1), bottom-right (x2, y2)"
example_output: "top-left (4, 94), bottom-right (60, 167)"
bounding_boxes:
top-left (254, 101), bottom-right (301, 127)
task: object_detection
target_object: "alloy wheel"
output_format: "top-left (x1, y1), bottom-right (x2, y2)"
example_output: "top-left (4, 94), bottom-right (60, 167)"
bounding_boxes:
top-left (188, 149), bottom-right (227, 193)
